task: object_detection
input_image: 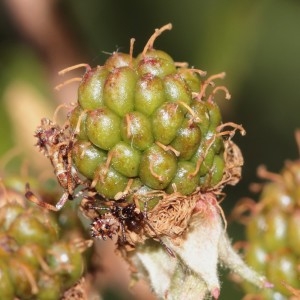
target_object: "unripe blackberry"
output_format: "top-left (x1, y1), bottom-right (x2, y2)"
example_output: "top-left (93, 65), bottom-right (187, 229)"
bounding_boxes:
top-left (0, 186), bottom-right (91, 300)
top-left (235, 131), bottom-right (300, 299)
top-left (32, 24), bottom-right (268, 300)
top-left (69, 25), bottom-right (244, 204)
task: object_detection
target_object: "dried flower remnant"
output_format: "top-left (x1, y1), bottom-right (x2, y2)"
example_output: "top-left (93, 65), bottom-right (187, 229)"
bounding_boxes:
top-left (25, 115), bottom-right (87, 211)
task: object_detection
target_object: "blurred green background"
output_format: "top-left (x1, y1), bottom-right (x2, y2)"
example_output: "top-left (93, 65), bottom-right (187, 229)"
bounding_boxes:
top-left (1, 0), bottom-right (300, 299)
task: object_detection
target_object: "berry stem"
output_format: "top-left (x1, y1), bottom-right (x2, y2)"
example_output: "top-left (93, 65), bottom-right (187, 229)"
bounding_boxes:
top-left (53, 103), bottom-right (73, 124)
top-left (58, 63), bottom-right (91, 75)
top-left (54, 77), bottom-right (82, 91)
top-left (156, 141), bottom-right (180, 157)
top-left (129, 38), bottom-right (135, 68)
top-left (191, 136), bottom-right (215, 177)
top-left (142, 23), bottom-right (172, 56)
top-left (187, 68), bottom-right (207, 77)
top-left (294, 129), bottom-right (300, 157)
top-left (197, 72), bottom-right (226, 100)
top-left (217, 122), bottom-right (246, 137)
top-left (208, 86), bottom-right (231, 102)
top-left (256, 165), bottom-right (283, 183)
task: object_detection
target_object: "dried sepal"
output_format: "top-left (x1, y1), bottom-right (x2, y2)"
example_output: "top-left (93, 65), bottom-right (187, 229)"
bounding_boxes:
top-left (130, 193), bottom-right (271, 300)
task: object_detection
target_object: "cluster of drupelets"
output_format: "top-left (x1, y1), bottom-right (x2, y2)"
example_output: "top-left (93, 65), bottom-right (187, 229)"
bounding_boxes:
top-left (0, 183), bottom-right (92, 300)
top-left (31, 24), bottom-right (244, 244)
top-left (26, 24), bottom-right (273, 299)
top-left (232, 131), bottom-right (300, 300)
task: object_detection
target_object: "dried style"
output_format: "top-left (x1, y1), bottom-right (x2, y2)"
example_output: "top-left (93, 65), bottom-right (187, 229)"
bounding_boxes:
top-left (26, 118), bottom-right (85, 211)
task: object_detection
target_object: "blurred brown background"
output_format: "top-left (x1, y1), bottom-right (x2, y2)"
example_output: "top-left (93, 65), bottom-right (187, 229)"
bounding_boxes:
top-left (1, 1), bottom-right (300, 299)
